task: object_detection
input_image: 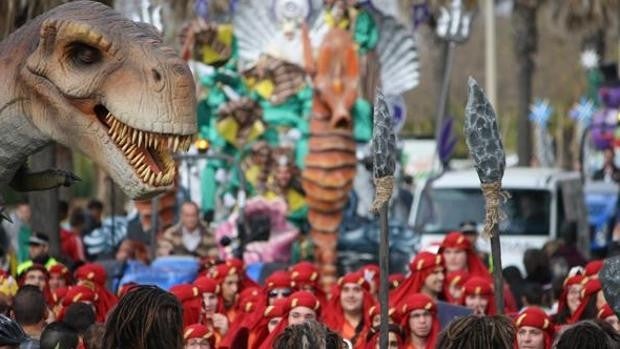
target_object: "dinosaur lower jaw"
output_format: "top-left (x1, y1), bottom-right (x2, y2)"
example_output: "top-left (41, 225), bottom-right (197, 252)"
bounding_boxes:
top-left (94, 105), bottom-right (193, 187)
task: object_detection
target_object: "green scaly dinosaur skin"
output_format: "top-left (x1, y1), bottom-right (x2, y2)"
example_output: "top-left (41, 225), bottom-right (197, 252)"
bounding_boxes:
top-left (0, 1), bottom-right (197, 219)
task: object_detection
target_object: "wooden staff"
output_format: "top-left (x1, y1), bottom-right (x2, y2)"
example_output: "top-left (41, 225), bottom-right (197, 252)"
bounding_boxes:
top-left (370, 90), bottom-right (397, 347)
top-left (464, 78), bottom-right (508, 314)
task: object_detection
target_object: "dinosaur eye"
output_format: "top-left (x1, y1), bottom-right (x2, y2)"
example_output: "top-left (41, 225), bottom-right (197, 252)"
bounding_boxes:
top-left (69, 43), bottom-right (102, 66)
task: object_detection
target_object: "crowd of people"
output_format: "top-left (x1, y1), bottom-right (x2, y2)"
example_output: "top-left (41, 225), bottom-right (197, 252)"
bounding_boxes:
top-left (0, 199), bottom-right (618, 348)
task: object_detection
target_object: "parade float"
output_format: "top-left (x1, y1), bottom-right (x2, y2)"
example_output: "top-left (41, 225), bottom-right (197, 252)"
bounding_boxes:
top-left (181, 0), bottom-right (421, 282)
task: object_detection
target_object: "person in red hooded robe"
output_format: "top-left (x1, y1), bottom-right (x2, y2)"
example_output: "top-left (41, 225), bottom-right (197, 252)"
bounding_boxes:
top-left (364, 324), bottom-right (405, 349)
top-left (258, 291), bottom-right (321, 349)
top-left (360, 264), bottom-right (380, 297)
top-left (210, 263), bottom-right (241, 323)
top-left (444, 271), bottom-right (468, 305)
top-left (391, 252), bottom-right (444, 306)
top-left (74, 263), bottom-right (117, 322)
top-left (58, 285), bottom-right (98, 321)
top-left (18, 264), bottom-right (50, 297)
top-left (367, 304), bottom-right (399, 329)
top-left (183, 323), bottom-right (216, 349)
top-left (439, 232), bottom-right (518, 312)
top-left (171, 284), bottom-right (203, 328)
top-left (239, 298), bottom-right (288, 349)
top-left (290, 262), bottom-right (327, 307)
top-left (439, 232), bottom-right (490, 278)
top-left (515, 307), bottom-right (555, 349)
top-left (49, 286), bottom-right (68, 318)
top-left (569, 278), bottom-right (605, 324)
top-left (324, 272), bottom-right (375, 345)
top-left (225, 258), bottom-right (260, 290)
top-left (264, 270), bottom-right (294, 306)
top-left (193, 276), bottom-right (228, 346)
top-left (389, 274), bottom-right (405, 291)
top-left (598, 304), bottom-right (620, 332)
top-left (553, 274), bottom-right (585, 325)
top-left (355, 304), bottom-right (400, 349)
top-left (462, 276), bottom-right (496, 316)
top-left (47, 263), bottom-right (72, 293)
top-left (218, 286), bottom-right (266, 349)
top-left (399, 293), bottom-right (441, 349)
top-left (584, 260), bottom-right (603, 279)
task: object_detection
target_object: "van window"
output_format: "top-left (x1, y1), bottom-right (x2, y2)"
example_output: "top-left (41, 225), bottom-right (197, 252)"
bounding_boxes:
top-left (416, 188), bottom-right (551, 236)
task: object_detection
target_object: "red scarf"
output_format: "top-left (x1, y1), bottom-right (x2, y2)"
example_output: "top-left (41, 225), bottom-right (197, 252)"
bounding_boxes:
top-left (323, 272), bottom-right (375, 344)
top-left (569, 278), bottom-right (601, 324)
top-left (515, 307), bottom-right (555, 349)
top-left (391, 252), bottom-right (443, 307)
top-left (399, 293), bottom-right (440, 349)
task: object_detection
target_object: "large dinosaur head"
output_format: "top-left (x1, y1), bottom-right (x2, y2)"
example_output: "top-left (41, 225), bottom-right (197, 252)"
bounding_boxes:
top-left (20, 1), bottom-right (196, 199)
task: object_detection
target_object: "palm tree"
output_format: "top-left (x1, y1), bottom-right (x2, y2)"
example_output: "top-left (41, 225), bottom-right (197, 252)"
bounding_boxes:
top-left (548, 0), bottom-right (619, 70)
top-left (512, 0), bottom-right (543, 166)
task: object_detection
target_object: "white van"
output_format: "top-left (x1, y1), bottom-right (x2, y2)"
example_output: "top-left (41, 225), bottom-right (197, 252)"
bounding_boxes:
top-left (408, 167), bottom-right (590, 272)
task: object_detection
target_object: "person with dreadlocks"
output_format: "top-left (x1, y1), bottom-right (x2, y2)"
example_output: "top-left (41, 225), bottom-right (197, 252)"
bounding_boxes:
top-left (170, 284), bottom-right (203, 328)
top-left (598, 304), bottom-right (620, 332)
top-left (514, 307), bottom-right (555, 349)
top-left (555, 320), bottom-right (620, 349)
top-left (462, 276), bottom-right (496, 316)
top-left (391, 252), bottom-right (444, 306)
top-left (258, 291), bottom-right (322, 349)
top-left (271, 320), bottom-right (348, 349)
top-left (74, 263), bottom-right (117, 322)
top-left (183, 324), bottom-right (216, 349)
top-left (323, 272), bottom-right (375, 345)
top-left (290, 261), bottom-right (327, 306)
top-left (193, 276), bottom-right (228, 346)
top-left (399, 293), bottom-right (440, 349)
top-left (117, 282), bottom-right (138, 299)
top-left (102, 285), bottom-right (184, 349)
top-left (553, 273), bottom-right (585, 325)
top-left (568, 278), bottom-right (605, 324)
top-left (435, 314), bottom-right (516, 349)
top-left (47, 263), bottom-right (72, 293)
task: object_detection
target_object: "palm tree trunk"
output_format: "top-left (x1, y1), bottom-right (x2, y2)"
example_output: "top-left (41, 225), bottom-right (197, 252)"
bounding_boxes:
top-left (512, 2), bottom-right (538, 166)
top-left (29, 146), bottom-right (60, 255)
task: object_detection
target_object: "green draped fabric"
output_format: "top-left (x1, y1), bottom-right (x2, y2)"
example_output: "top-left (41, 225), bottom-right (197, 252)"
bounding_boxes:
top-left (354, 10), bottom-right (379, 54)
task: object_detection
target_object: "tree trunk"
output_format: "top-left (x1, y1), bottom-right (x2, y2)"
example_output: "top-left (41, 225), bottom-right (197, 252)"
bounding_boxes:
top-left (29, 145), bottom-right (60, 255)
top-left (55, 145), bottom-right (73, 203)
top-left (512, 3), bottom-right (538, 166)
top-left (580, 29), bottom-right (606, 59)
